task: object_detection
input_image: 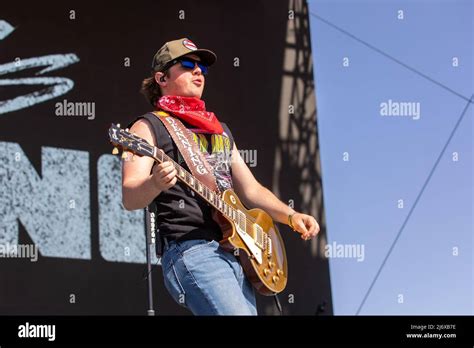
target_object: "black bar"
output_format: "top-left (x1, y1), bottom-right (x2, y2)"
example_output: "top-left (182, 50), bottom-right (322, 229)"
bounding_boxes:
top-left (1, 316), bottom-right (472, 345)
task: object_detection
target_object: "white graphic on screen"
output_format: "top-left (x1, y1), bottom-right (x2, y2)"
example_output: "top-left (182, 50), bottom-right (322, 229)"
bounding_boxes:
top-left (0, 20), bottom-right (79, 114)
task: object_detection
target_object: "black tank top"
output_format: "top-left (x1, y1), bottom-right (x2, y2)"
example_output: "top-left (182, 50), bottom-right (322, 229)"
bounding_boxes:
top-left (127, 112), bottom-right (234, 242)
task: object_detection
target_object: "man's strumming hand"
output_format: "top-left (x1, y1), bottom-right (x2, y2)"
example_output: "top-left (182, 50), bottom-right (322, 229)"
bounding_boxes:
top-left (290, 213), bottom-right (320, 241)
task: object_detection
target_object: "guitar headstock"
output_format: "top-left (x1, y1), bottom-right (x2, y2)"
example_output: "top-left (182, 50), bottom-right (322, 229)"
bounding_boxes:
top-left (108, 123), bottom-right (155, 158)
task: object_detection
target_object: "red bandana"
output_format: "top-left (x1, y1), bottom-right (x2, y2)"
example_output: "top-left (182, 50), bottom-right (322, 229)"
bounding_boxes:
top-left (156, 95), bottom-right (224, 134)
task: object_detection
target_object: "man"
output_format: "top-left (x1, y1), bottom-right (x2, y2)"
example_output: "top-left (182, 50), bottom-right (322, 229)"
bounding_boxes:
top-left (122, 38), bottom-right (320, 315)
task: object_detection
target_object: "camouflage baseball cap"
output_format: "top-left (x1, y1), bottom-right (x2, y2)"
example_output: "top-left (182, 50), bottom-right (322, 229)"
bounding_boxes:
top-left (151, 38), bottom-right (217, 72)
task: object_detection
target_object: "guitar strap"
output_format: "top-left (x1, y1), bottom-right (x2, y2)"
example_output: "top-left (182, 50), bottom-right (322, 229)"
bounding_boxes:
top-left (151, 110), bottom-right (220, 194)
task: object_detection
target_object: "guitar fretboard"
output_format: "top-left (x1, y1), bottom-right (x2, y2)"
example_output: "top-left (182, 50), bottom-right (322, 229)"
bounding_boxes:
top-left (151, 147), bottom-right (248, 232)
top-left (109, 122), bottom-right (263, 244)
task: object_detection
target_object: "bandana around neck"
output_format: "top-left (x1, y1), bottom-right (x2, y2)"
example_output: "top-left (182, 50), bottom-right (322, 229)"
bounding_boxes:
top-left (156, 95), bottom-right (224, 134)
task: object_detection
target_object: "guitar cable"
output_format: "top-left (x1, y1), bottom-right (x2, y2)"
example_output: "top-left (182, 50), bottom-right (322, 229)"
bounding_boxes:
top-left (273, 294), bottom-right (283, 315)
top-left (141, 259), bottom-right (161, 282)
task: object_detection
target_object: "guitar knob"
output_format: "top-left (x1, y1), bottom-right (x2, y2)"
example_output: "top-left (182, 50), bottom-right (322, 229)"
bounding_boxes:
top-left (268, 262), bottom-right (275, 268)
top-left (277, 269), bottom-right (284, 276)
top-left (272, 275), bottom-right (280, 283)
top-left (263, 268), bottom-right (270, 276)
top-left (112, 147), bottom-right (119, 155)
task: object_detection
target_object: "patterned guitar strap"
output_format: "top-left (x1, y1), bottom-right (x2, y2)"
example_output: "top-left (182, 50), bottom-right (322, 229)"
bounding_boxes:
top-left (151, 110), bottom-right (220, 195)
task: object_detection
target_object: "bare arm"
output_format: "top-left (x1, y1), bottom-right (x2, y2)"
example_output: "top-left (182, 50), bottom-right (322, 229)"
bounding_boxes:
top-left (231, 142), bottom-right (320, 240)
top-left (121, 119), bottom-right (177, 211)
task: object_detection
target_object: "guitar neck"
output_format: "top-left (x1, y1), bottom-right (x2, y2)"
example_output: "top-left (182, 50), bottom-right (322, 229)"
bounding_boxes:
top-left (149, 146), bottom-right (238, 221)
top-left (109, 122), bottom-right (242, 223)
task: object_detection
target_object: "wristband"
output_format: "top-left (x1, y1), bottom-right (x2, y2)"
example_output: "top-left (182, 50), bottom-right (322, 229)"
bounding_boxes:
top-left (288, 212), bottom-right (296, 231)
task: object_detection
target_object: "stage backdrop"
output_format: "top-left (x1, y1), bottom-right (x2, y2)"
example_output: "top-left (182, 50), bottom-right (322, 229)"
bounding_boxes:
top-left (0, 0), bottom-right (332, 315)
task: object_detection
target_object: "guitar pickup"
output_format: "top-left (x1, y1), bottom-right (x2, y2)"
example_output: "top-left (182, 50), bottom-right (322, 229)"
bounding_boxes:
top-left (266, 237), bottom-right (272, 259)
top-left (253, 224), bottom-right (264, 249)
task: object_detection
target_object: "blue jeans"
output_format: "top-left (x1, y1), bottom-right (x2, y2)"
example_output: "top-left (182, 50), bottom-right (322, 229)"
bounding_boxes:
top-left (161, 238), bottom-right (258, 315)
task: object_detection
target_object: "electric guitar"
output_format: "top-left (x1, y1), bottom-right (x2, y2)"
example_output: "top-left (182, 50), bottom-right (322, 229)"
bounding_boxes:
top-left (109, 123), bottom-right (287, 295)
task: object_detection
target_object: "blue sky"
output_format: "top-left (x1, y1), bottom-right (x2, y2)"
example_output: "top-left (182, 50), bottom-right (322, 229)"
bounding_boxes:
top-left (308, 0), bottom-right (472, 314)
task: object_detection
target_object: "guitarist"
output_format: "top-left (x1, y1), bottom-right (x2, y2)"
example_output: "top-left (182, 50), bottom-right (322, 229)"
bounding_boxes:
top-left (122, 38), bottom-right (320, 315)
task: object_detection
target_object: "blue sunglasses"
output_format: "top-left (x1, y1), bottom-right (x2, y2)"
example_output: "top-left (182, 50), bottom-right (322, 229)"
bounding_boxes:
top-left (168, 57), bottom-right (209, 75)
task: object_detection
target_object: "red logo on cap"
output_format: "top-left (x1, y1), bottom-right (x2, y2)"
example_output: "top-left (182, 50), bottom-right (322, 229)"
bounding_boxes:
top-left (183, 39), bottom-right (197, 51)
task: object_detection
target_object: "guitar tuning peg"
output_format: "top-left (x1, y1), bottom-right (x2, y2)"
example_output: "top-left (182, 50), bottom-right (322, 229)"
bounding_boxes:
top-left (117, 123), bottom-right (121, 128)
top-left (121, 152), bottom-right (128, 159)
top-left (112, 147), bottom-right (119, 155)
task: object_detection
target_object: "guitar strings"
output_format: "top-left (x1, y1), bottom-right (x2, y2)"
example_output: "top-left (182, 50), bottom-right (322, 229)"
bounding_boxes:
top-left (123, 131), bottom-right (267, 244)
top-left (157, 150), bottom-right (260, 228)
